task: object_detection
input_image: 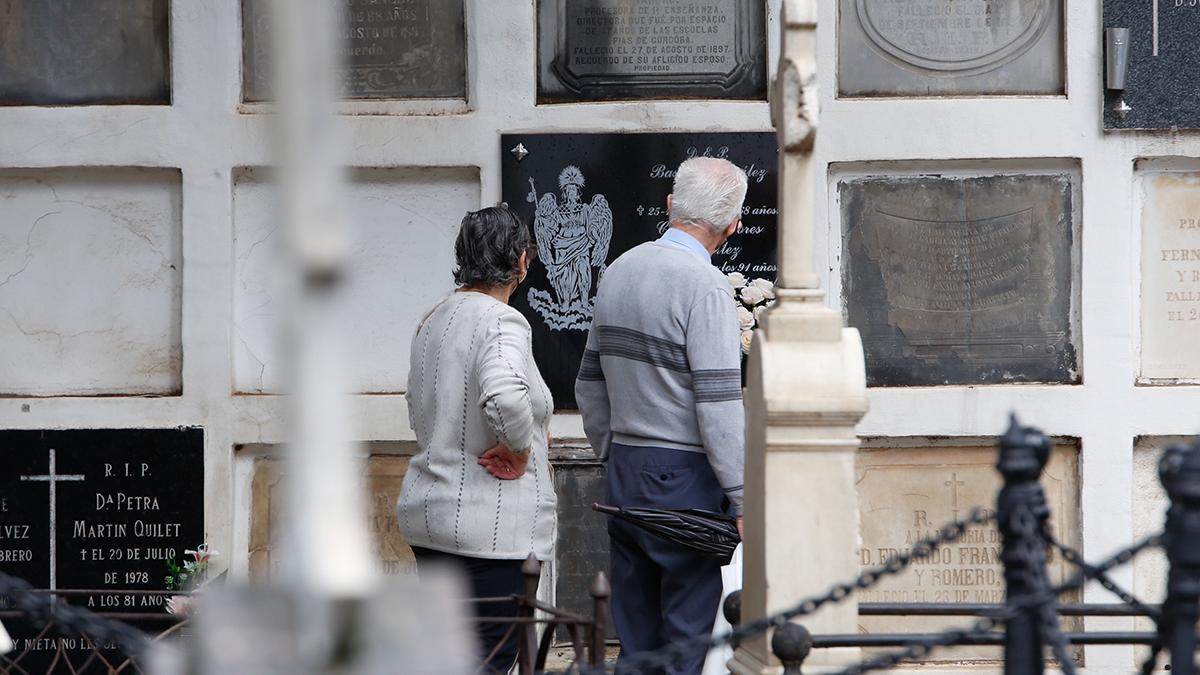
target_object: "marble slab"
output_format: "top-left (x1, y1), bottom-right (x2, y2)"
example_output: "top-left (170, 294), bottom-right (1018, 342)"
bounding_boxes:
top-left (0, 168), bottom-right (182, 395)
top-left (1139, 171), bottom-right (1200, 381)
top-left (838, 0), bottom-right (1064, 97)
top-left (857, 440), bottom-right (1081, 662)
top-left (232, 166), bottom-right (478, 394)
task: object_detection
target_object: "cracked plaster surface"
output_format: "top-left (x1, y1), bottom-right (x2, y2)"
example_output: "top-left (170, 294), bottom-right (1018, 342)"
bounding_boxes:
top-left (232, 167), bottom-right (479, 394)
top-left (0, 169), bottom-right (182, 395)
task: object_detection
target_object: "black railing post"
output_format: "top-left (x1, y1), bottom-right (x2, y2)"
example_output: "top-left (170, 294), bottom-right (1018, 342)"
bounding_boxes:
top-left (771, 622), bottom-right (812, 675)
top-left (997, 415), bottom-right (1054, 675)
top-left (518, 553), bottom-right (541, 675)
top-left (589, 571), bottom-right (610, 668)
top-left (1157, 440), bottom-right (1200, 675)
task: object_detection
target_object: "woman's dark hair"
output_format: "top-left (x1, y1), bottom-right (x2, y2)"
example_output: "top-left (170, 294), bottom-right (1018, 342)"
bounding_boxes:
top-left (453, 205), bottom-right (535, 288)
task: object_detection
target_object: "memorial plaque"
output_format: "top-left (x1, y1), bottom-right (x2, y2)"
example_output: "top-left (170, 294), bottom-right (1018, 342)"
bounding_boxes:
top-left (537, 0), bottom-right (767, 102)
top-left (0, 0), bottom-right (170, 105)
top-left (552, 459), bottom-right (615, 640)
top-left (840, 172), bottom-right (1079, 386)
top-left (838, 0), bottom-right (1064, 97)
top-left (502, 132), bottom-right (778, 408)
top-left (242, 0), bottom-right (466, 101)
top-left (1104, 3), bottom-right (1200, 129)
top-left (857, 441), bottom-right (1081, 662)
top-left (1139, 171), bottom-right (1200, 381)
top-left (249, 453), bottom-right (417, 579)
top-left (0, 429), bottom-right (203, 673)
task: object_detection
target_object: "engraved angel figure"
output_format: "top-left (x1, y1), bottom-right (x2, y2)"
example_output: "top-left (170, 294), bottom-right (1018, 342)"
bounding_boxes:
top-left (525, 166), bottom-right (613, 330)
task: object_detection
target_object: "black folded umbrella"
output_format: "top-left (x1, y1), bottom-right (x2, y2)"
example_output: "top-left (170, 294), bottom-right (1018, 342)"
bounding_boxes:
top-left (592, 503), bottom-right (740, 564)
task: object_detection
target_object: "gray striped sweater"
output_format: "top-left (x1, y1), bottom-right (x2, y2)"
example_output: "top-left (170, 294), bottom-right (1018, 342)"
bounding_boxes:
top-left (575, 239), bottom-right (746, 514)
top-left (397, 292), bottom-right (557, 560)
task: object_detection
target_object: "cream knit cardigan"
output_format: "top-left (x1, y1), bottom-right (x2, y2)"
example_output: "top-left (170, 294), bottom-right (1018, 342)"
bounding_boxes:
top-left (397, 292), bottom-right (557, 560)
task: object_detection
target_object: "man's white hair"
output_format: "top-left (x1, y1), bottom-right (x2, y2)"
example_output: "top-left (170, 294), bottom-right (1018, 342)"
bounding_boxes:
top-left (669, 157), bottom-right (748, 234)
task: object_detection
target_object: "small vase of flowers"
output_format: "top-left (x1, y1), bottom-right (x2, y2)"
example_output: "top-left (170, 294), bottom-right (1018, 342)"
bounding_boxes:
top-left (164, 544), bottom-right (219, 616)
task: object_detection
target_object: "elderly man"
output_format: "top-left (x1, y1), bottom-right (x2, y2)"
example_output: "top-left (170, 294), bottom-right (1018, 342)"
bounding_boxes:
top-left (576, 157), bottom-right (747, 673)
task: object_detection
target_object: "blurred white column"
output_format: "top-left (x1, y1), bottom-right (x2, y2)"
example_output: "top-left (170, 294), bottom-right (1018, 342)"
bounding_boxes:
top-left (269, 0), bottom-right (374, 599)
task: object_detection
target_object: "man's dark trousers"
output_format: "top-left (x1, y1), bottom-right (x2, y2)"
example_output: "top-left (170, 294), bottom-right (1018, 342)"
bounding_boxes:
top-left (607, 443), bottom-right (726, 675)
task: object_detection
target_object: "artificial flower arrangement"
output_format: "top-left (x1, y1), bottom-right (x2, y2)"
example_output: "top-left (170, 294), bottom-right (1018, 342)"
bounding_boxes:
top-left (164, 543), bottom-right (219, 615)
top-left (726, 273), bottom-right (776, 355)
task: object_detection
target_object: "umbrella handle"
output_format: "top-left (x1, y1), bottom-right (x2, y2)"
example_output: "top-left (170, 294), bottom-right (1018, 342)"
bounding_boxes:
top-left (591, 503), bottom-right (620, 515)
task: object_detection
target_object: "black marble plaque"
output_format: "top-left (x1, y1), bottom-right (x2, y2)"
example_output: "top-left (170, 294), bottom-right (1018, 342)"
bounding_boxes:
top-left (0, 0), bottom-right (170, 105)
top-left (243, 0), bottom-right (466, 102)
top-left (537, 0), bottom-right (767, 102)
top-left (1103, 2), bottom-right (1200, 129)
top-left (0, 429), bottom-right (204, 673)
top-left (840, 174), bottom-right (1079, 386)
top-left (502, 132), bottom-right (778, 409)
top-left (552, 461), bottom-right (615, 641)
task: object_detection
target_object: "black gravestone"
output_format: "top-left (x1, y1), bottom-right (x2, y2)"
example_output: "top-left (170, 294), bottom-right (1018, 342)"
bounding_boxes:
top-left (537, 0), bottom-right (767, 102)
top-left (0, 429), bottom-right (203, 673)
top-left (840, 174), bottom-right (1079, 387)
top-left (501, 132), bottom-right (778, 409)
top-left (1103, 2), bottom-right (1200, 129)
top-left (551, 460), bottom-right (615, 641)
top-left (242, 0), bottom-right (467, 102)
top-left (0, 0), bottom-right (170, 106)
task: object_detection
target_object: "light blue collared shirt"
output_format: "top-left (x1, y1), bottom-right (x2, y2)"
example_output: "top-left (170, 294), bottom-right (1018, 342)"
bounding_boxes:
top-left (657, 227), bottom-right (711, 263)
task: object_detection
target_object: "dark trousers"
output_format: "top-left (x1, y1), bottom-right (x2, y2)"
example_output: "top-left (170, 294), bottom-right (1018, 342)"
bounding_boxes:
top-left (607, 443), bottom-right (725, 675)
top-left (411, 546), bottom-right (525, 674)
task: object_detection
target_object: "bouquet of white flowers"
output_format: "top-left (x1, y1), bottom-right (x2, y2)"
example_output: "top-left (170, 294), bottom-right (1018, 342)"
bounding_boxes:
top-left (726, 273), bottom-right (775, 356)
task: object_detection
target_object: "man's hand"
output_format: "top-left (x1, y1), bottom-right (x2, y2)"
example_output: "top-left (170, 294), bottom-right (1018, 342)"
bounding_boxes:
top-left (478, 444), bottom-right (529, 480)
top-left (736, 516), bottom-right (744, 541)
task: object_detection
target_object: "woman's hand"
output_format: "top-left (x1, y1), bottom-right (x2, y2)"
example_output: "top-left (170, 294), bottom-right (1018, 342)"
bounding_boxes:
top-left (478, 443), bottom-right (529, 480)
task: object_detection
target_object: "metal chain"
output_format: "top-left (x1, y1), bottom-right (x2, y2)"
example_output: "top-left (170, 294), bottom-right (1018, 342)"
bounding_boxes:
top-left (565, 508), bottom-right (995, 675)
top-left (0, 573), bottom-right (150, 660)
top-left (1045, 535), bottom-right (1161, 621)
top-left (825, 532), bottom-right (1164, 675)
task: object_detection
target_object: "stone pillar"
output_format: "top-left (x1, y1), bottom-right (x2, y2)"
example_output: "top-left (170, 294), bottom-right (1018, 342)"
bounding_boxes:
top-left (730, 1), bottom-right (868, 673)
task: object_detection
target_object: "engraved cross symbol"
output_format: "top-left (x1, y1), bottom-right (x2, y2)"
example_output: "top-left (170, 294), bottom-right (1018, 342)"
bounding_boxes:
top-left (20, 448), bottom-right (85, 590)
top-left (945, 472), bottom-right (965, 519)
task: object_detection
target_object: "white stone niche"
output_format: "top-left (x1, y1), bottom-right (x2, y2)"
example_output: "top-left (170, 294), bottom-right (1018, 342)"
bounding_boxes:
top-left (1132, 436), bottom-right (1186, 664)
top-left (0, 168), bottom-right (182, 396)
top-left (232, 167), bottom-right (480, 394)
top-left (1137, 161), bottom-right (1200, 383)
top-left (856, 437), bottom-right (1082, 664)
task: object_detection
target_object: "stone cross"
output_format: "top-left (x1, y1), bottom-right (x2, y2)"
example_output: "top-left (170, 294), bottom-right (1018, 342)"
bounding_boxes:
top-left (731, 0), bottom-right (869, 672)
top-left (945, 472), bottom-right (965, 519)
top-left (20, 448), bottom-right (85, 590)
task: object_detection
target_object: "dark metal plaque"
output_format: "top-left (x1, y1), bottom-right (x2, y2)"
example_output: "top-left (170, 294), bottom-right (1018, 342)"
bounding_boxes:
top-left (551, 461), bottom-right (615, 641)
top-left (537, 0), bottom-right (767, 102)
top-left (0, 429), bottom-right (204, 673)
top-left (0, 0), bottom-right (170, 105)
top-left (840, 174), bottom-right (1079, 386)
top-left (1103, 2), bottom-right (1200, 129)
top-left (242, 0), bottom-right (466, 101)
top-left (837, 0), bottom-right (1064, 97)
top-left (501, 132), bottom-right (778, 409)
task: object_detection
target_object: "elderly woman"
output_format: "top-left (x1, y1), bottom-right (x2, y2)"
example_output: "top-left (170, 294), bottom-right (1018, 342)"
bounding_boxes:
top-left (398, 205), bottom-right (556, 672)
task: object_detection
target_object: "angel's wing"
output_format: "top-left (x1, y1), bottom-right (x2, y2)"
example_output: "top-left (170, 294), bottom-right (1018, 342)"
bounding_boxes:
top-left (532, 193), bottom-right (558, 267)
top-left (586, 194), bottom-right (612, 267)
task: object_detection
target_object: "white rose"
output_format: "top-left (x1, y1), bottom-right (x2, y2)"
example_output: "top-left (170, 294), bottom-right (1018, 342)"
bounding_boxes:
top-left (726, 272), bottom-right (747, 289)
top-left (740, 329), bottom-right (754, 355)
top-left (736, 306), bottom-right (755, 331)
top-left (739, 285), bottom-right (766, 306)
top-left (753, 304), bottom-right (768, 323)
top-left (749, 277), bottom-right (775, 300)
